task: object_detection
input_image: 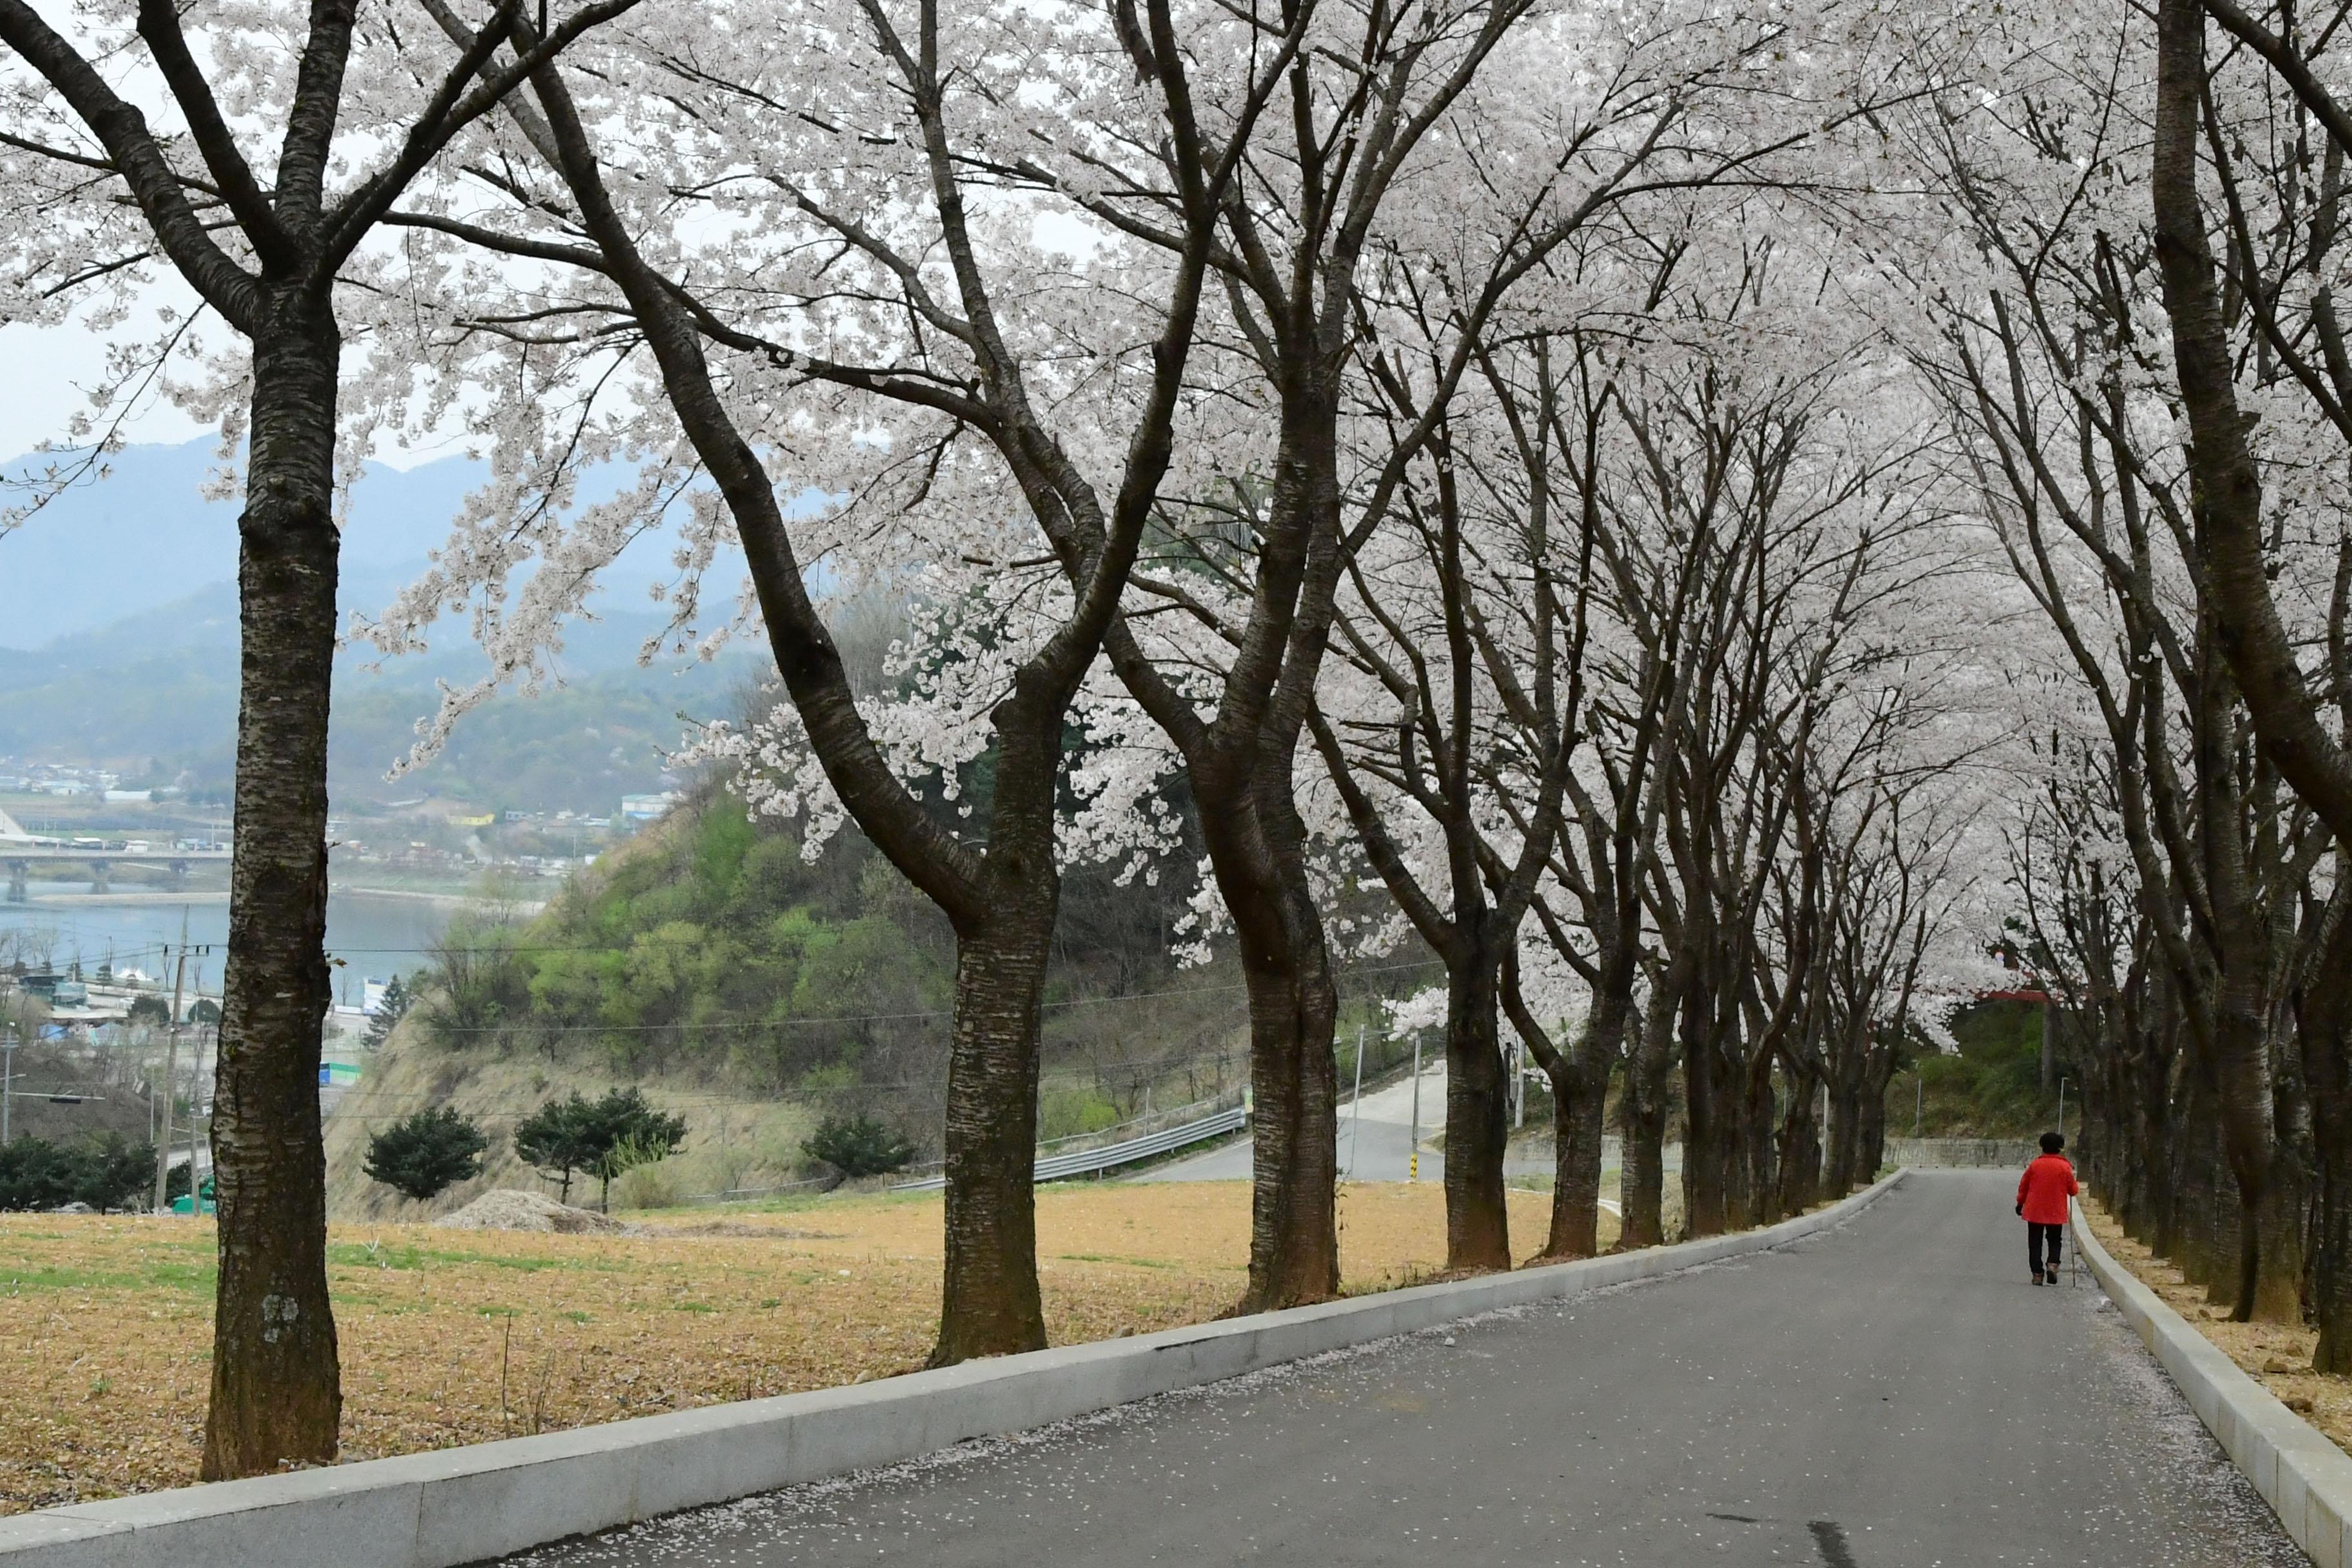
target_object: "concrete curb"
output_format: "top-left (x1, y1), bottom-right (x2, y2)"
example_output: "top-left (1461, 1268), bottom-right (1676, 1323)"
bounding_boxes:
top-left (2, 1170), bottom-right (1907, 1568)
top-left (2071, 1200), bottom-right (2352, 1567)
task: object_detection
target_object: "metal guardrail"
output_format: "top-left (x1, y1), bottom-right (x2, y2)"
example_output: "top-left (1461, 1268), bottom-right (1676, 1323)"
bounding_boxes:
top-left (892, 1104), bottom-right (1248, 1192)
top-left (1884, 1137), bottom-right (2039, 1169)
top-left (680, 1175), bottom-right (834, 1206)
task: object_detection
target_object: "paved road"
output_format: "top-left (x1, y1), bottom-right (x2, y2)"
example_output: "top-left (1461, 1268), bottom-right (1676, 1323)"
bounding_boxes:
top-left (1148, 1064), bottom-right (1571, 1184)
top-left (1146, 1063), bottom-right (1454, 1183)
top-left (1144, 1065), bottom-right (1685, 1188)
top-left (504, 1172), bottom-right (2305, 1567)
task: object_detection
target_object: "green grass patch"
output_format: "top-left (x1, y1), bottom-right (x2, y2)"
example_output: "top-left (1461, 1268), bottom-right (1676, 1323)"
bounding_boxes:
top-left (0, 1259), bottom-right (217, 1295)
top-left (329, 1240), bottom-right (430, 1271)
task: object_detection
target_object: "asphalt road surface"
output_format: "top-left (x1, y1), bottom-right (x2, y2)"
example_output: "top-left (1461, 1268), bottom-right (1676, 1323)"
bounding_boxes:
top-left (503, 1171), bottom-right (2307, 1568)
top-left (1143, 1064), bottom-right (1681, 1187)
top-left (1144, 1063), bottom-right (1455, 1183)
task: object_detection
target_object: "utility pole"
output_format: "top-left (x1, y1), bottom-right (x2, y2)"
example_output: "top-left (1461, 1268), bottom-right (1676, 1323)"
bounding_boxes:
top-left (1, 1022), bottom-right (15, 1148)
top-left (1349, 1024), bottom-right (1369, 1173)
top-left (1511, 1036), bottom-right (1524, 1130)
top-left (187, 961), bottom-right (207, 1208)
top-left (1408, 1031), bottom-right (1424, 1184)
top-left (151, 912), bottom-right (208, 1213)
top-left (1914, 1073), bottom-right (1923, 1139)
top-left (153, 939), bottom-right (189, 1212)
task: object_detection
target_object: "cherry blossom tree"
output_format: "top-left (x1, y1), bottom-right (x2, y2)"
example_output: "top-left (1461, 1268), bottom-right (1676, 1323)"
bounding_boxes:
top-left (1870, 0), bottom-right (2345, 1337)
top-left (343, 0), bottom-right (1302, 1359)
top-left (0, 0), bottom-right (632, 1474)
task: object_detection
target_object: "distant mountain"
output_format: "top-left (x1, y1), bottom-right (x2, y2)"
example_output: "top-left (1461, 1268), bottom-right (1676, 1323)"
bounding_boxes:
top-left (0, 436), bottom-right (740, 651)
top-left (0, 579), bottom-right (762, 810)
top-left (0, 437), bottom-right (796, 811)
top-left (1, 440), bottom-right (474, 649)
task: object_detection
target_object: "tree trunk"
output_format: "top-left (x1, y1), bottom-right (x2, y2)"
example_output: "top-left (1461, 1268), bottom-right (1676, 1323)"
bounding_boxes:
top-left (2319, 1150), bottom-right (2352, 1372)
top-left (930, 912), bottom-right (1052, 1362)
top-left (2300, 899), bottom-right (2352, 1369)
top-left (1857, 1091), bottom-right (1888, 1190)
top-left (1541, 1065), bottom-right (1609, 1260)
top-left (202, 306), bottom-right (344, 1480)
top-left (1442, 945), bottom-right (1512, 1272)
top-left (2175, 1064), bottom-right (2230, 1294)
top-left (1206, 772), bottom-right (1340, 1313)
top-left (2150, 0), bottom-right (2352, 852)
top-left (1540, 990), bottom-right (1628, 1260)
top-left (1679, 954), bottom-right (1729, 1237)
top-left (1774, 1064), bottom-right (1822, 1219)
top-left (2250, 1147), bottom-right (2308, 1324)
top-left (1738, 1047), bottom-right (1778, 1228)
top-left (2153, 1019), bottom-right (2191, 1260)
top-left (1618, 974), bottom-right (1678, 1249)
top-left (1823, 1077), bottom-right (1863, 1200)
top-left (2210, 996), bottom-right (2288, 1320)
top-left (929, 719), bottom-right (1061, 1364)
top-left (1236, 930), bottom-right (1340, 1309)
top-left (1857, 1048), bottom-right (1900, 1187)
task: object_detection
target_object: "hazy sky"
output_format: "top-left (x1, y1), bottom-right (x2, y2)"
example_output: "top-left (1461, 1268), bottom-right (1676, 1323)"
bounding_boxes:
top-left (0, 317), bottom-right (204, 461)
top-left (0, 295), bottom-right (459, 470)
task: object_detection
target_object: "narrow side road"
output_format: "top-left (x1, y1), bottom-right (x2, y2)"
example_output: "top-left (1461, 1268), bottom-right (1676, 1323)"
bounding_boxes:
top-left (502, 1172), bottom-right (2307, 1567)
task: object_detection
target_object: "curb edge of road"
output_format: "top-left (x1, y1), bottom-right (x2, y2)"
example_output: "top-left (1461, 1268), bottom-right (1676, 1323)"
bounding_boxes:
top-left (1, 1169), bottom-right (1908, 1568)
top-left (2072, 1200), bottom-right (2352, 1568)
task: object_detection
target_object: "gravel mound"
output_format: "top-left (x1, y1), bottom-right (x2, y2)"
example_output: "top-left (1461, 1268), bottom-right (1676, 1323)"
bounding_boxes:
top-left (433, 1188), bottom-right (625, 1234)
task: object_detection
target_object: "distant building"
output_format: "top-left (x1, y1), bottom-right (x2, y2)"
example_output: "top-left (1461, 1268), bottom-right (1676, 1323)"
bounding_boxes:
top-left (21, 974), bottom-right (88, 1007)
top-left (620, 792), bottom-right (681, 823)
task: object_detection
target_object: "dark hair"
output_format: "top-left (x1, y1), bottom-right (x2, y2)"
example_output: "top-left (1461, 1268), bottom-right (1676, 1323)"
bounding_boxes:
top-left (2040, 1131), bottom-right (2065, 1154)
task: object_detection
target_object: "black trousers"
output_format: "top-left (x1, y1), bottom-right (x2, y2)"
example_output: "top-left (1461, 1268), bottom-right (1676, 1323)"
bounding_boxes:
top-left (2028, 1220), bottom-right (2064, 1275)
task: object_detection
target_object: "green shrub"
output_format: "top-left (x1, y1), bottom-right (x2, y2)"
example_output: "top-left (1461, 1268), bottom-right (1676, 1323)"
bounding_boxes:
top-left (512, 1094), bottom-right (602, 1205)
top-left (363, 974), bottom-right (415, 1051)
top-left (513, 1088), bottom-right (687, 1210)
top-left (803, 1115), bottom-right (916, 1178)
top-left (0, 1134), bottom-right (157, 1211)
top-left (364, 1106), bottom-right (489, 1201)
top-left (1039, 1086), bottom-right (1119, 1142)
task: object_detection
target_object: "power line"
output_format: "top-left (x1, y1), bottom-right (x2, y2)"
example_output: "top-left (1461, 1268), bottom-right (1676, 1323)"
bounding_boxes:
top-left (333, 957), bottom-right (1445, 1036)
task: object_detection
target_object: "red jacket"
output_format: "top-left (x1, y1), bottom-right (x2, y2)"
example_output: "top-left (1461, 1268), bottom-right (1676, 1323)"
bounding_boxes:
top-left (2017, 1153), bottom-right (2079, 1225)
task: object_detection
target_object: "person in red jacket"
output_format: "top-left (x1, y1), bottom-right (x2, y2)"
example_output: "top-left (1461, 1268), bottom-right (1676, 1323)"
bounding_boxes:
top-left (2017, 1131), bottom-right (2080, 1285)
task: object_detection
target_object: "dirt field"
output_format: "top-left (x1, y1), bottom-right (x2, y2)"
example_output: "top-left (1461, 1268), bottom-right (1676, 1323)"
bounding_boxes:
top-left (2081, 1200), bottom-right (2352, 1458)
top-left (3, 1180), bottom-right (1566, 1514)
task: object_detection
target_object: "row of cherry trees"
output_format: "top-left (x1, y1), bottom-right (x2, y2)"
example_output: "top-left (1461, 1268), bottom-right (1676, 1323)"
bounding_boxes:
top-left (344, 0), bottom-right (1996, 1349)
top-left (1868, 0), bottom-right (2352, 1366)
top-left (7, 0), bottom-right (2347, 1479)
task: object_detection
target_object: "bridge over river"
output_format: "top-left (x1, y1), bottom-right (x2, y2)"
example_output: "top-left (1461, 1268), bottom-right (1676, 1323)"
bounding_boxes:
top-left (0, 807), bottom-right (230, 900)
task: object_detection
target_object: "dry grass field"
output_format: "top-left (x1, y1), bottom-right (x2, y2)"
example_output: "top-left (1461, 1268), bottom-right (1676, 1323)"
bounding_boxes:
top-left (2081, 1200), bottom-right (2352, 1458)
top-left (2, 1180), bottom-right (1564, 1514)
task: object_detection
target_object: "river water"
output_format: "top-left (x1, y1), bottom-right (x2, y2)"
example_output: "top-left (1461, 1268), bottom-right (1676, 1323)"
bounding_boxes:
top-left (0, 882), bottom-right (455, 1004)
